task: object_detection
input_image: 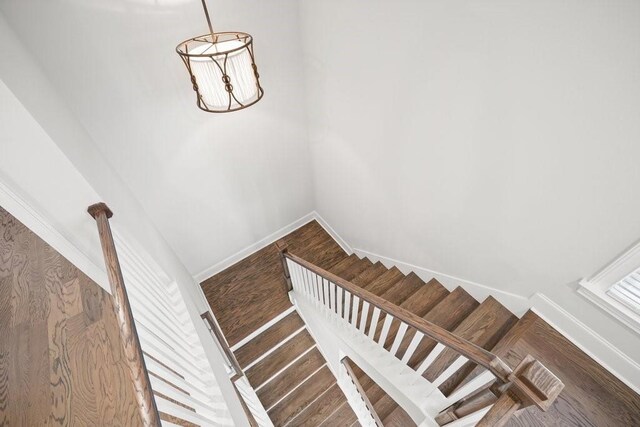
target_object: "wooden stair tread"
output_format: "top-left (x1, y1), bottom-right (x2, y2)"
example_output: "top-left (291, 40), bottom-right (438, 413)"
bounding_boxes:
top-left (341, 257), bottom-right (374, 281)
top-left (245, 329), bottom-right (315, 388)
top-left (295, 238), bottom-right (348, 271)
top-left (287, 383), bottom-right (348, 427)
top-left (372, 277), bottom-right (449, 343)
top-left (350, 262), bottom-right (387, 288)
top-left (372, 394), bottom-right (398, 420)
top-left (439, 309), bottom-right (539, 397)
top-left (399, 278), bottom-right (449, 316)
top-left (268, 366), bottom-right (335, 426)
top-left (379, 272), bottom-right (426, 306)
top-left (423, 296), bottom-right (518, 382)
top-left (318, 400), bottom-right (358, 427)
top-left (382, 406), bottom-right (417, 427)
top-left (399, 287), bottom-right (479, 368)
top-left (363, 266), bottom-right (405, 296)
top-left (235, 311), bottom-right (305, 369)
top-left (257, 347), bottom-right (326, 410)
top-left (356, 267), bottom-right (405, 330)
top-left (329, 255), bottom-right (360, 276)
top-left (362, 382), bottom-right (387, 407)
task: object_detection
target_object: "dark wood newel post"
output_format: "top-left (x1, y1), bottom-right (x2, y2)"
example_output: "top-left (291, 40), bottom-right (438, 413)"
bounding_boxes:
top-left (275, 240), bottom-right (293, 293)
top-left (438, 354), bottom-right (564, 426)
top-left (88, 203), bottom-right (161, 427)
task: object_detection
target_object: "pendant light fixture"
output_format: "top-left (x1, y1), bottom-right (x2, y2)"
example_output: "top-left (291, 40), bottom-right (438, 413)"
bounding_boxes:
top-left (176, 0), bottom-right (263, 113)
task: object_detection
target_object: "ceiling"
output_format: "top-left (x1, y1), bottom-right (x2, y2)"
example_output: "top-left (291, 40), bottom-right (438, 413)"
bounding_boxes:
top-left (0, 0), bottom-right (313, 276)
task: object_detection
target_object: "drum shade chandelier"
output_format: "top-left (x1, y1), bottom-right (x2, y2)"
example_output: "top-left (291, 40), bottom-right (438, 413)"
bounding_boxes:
top-left (176, 0), bottom-right (263, 113)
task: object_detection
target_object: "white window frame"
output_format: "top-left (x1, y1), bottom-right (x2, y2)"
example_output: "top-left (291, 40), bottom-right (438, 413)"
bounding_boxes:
top-left (578, 241), bottom-right (640, 335)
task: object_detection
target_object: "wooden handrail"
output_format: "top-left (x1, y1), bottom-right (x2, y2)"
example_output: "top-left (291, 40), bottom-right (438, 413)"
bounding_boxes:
top-left (201, 310), bottom-right (244, 381)
top-left (88, 203), bottom-right (161, 427)
top-left (342, 357), bottom-right (384, 427)
top-left (283, 251), bottom-right (513, 383)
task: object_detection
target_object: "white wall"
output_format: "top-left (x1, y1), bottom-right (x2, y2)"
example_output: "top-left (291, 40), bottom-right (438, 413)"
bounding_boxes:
top-left (300, 1), bottom-right (640, 360)
top-left (0, 0), bottom-right (314, 277)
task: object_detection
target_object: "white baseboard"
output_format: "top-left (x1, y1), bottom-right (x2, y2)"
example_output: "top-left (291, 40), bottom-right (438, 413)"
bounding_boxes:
top-left (0, 180), bottom-right (109, 292)
top-left (194, 212), bottom-right (316, 283)
top-left (313, 211), bottom-right (354, 255)
top-left (530, 293), bottom-right (640, 394)
top-left (194, 211), bottom-right (353, 283)
top-left (353, 248), bottom-right (531, 316)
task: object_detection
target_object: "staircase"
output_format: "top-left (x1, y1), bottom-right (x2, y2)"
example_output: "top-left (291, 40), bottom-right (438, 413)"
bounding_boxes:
top-left (232, 309), bottom-right (359, 426)
top-left (201, 220), bottom-right (640, 427)
top-left (321, 253), bottom-right (519, 400)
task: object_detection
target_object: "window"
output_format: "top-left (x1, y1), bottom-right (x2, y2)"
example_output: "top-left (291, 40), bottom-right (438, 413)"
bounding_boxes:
top-left (578, 241), bottom-right (640, 334)
top-left (607, 267), bottom-right (640, 315)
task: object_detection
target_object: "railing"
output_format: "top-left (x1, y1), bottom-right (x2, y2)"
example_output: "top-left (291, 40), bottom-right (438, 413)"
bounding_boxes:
top-left (90, 203), bottom-right (239, 427)
top-left (202, 311), bottom-right (244, 381)
top-left (277, 244), bottom-right (564, 427)
top-left (88, 203), bottom-right (161, 427)
top-left (341, 357), bottom-right (384, 427)
top-left (201, 310), bottom-right (272, 427)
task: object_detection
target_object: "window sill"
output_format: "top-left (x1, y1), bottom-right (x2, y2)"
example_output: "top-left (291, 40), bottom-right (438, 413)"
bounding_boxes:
top-left (578, 279), bottom-right (640, 336)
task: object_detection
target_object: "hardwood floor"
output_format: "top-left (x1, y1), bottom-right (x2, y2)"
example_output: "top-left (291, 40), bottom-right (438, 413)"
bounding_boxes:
top-left (502, 311), bottom-right (640, 427)
top-left (200, 220), bottom-right (348, 347)
top-left (0, 206), bottom-right (143, 426)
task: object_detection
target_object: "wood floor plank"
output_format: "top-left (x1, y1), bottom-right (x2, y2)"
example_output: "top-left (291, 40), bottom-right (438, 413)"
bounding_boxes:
top-left (0, 206), bottom-right (143, 426)
top-left (373, 394), bottom-right (399, 421)
top-left (268, 365), bottom-right (335, 426)
top-left (318, 400), bottom-right (358, 427)
top-left (235, 311), bottom-right (305, 369)
top-left (257, 348), bottom-right (326, 410)
top-left (287, 383), bottom-right (347, 427)
top-left (382, 405), bottom-right (416, 427)
top-left (245, 329), bottom-right (315, 388)
top-left (502, 313), bottom-right (640, 427)
top-left (201, 220), bottom-right (347, 347)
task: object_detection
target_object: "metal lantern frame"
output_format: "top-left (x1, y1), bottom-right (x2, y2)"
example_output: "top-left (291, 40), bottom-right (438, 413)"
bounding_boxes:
top-left (176, 0), bottom-right (264, 113)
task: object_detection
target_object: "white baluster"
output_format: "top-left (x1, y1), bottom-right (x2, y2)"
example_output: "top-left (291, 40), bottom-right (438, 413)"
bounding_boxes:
top-left (390, 322), bottom-right (409, 356)
top-left (330, 282), bottom-right (337, 313)
top-left (401, 331), bottom-right (424, 364)
top-left (351, 296), bottom-right (360, 327)
top-left (343, 291), bottom-right (351, 322)
top-left (359, 301), bottom-right (370, 333)
top-left (378, 315), bottom-right (393, 346)
top-left (432, 355), bottom-right (469, 388)
top-left (368, 307), bottom-right (381, 339)
top-left (416, 343), bottom-right (446, 375)
top-left (336, 285), bottom-right (343, 319)
top-left (323, 276), bottom-right (330, 309)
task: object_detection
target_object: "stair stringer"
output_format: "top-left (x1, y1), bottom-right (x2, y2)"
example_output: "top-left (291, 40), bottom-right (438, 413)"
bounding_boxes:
top-left (292, 291), bottom-right (446, 426)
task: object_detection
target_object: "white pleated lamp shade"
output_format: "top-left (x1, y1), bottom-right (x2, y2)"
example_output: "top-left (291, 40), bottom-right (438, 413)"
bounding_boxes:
top-left (177, 32), bottom-right (263, 112)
